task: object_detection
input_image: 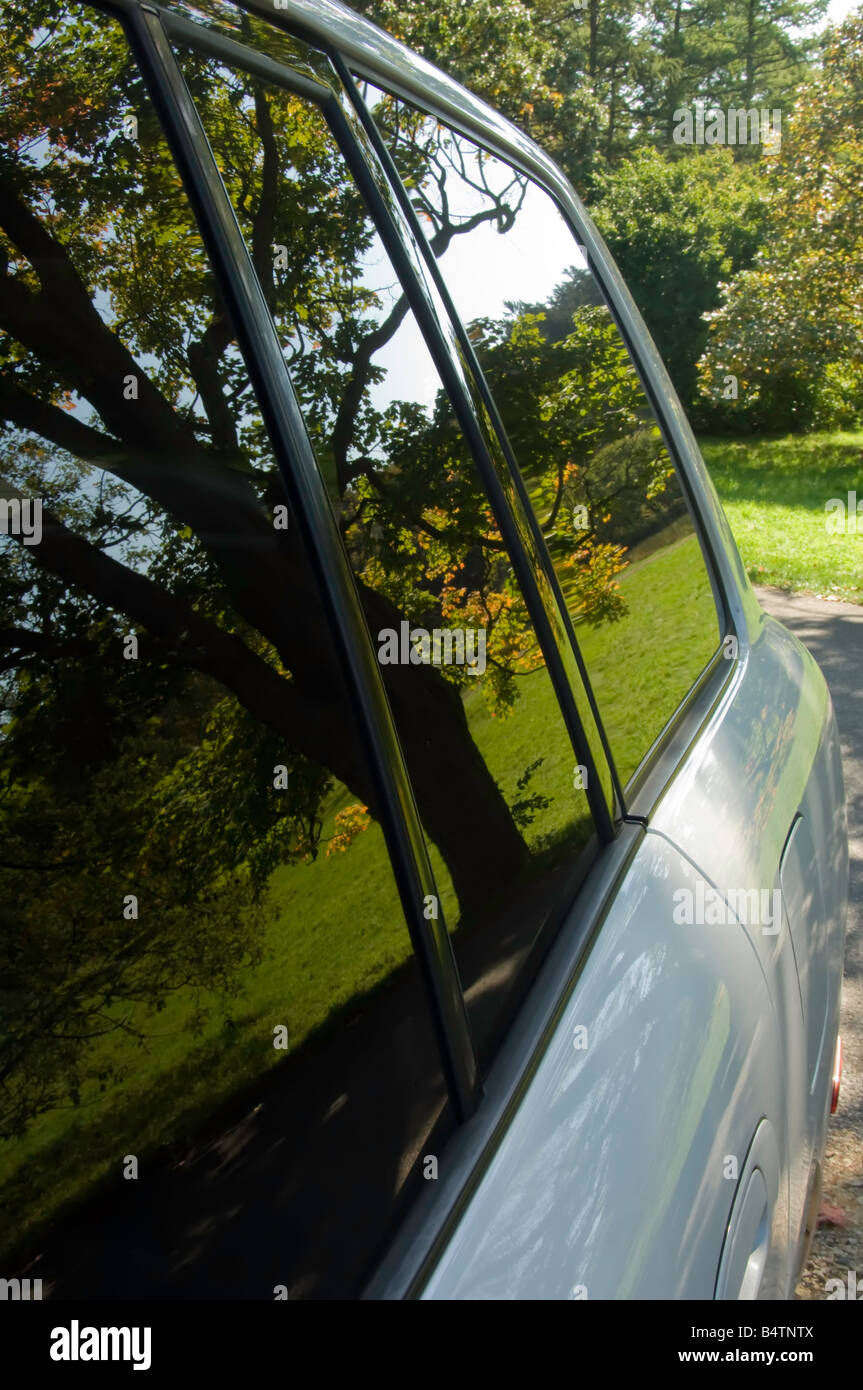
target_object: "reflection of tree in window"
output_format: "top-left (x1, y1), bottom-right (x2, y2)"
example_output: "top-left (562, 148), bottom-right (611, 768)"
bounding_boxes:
top-left (369, 88), bottom-right (721, 785)
top-left (182, 49), bottom-right (599, 1059)
top-left (182, 51), bottom-right (595, 864)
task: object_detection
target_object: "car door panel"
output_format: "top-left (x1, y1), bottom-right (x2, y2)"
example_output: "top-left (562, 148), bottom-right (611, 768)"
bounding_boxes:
top-left (422, 834), bottom-right (783, 1300)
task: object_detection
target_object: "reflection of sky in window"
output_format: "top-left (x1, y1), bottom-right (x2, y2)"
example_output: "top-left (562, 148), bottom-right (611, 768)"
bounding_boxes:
top-left (361, 188), bottom-right (589, 418)
top-left (431, 179), bottom-right (588, 326)
top-left (360, 238), bottom-right (440, 416)
top-left (359, 97), bottom-right (589, 416)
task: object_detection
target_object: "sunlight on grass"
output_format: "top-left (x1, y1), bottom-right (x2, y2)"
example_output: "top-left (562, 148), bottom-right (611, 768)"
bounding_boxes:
top-left (701, 432), bottom-right (863, 604)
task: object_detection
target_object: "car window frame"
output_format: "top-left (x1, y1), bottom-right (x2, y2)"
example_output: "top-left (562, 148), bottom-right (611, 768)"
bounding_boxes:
top-left (240, 0), bottom-right (753, 820)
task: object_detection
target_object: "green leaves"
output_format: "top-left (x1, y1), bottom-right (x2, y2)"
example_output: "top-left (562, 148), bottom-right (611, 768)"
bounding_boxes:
top-left (698, 12), bottom-right (863, 432)
top-left (592, 146), bottom-right (768, 408)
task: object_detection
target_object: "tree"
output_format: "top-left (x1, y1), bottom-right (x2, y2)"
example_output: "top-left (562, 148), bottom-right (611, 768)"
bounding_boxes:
top-left (636, 0), bottom-right (827, 150)
top-left (591, 146), bottom-right (768, 407)
top-left (697, 11), bottom-right (863, 430)
top-left (705, 0), bottom-right (828, 111)
top-left (356, 0), bottom-right (830, 192)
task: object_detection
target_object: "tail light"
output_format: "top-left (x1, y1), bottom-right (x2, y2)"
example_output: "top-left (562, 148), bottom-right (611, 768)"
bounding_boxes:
top-left (831, 1034), bottom-right (843, 1114)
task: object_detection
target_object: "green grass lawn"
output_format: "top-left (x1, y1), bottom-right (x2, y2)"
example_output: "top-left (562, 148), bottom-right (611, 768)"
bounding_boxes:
top-left (0, 529), bottom-right (720, 1261)
top-left (700, 431), bottom-right (863, 604)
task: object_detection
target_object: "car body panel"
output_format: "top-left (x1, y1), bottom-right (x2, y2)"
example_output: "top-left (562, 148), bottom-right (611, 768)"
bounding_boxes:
top-left (419, 832), bottom-right (784, 1300)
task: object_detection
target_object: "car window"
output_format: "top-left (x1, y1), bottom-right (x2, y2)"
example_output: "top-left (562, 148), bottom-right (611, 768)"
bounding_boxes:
top-left (365, 89), bottom-right (723, 788)
top-left (0, 2), bottom-right (453, 1299)
top-left (174, 33), bottom-right (601, 1064)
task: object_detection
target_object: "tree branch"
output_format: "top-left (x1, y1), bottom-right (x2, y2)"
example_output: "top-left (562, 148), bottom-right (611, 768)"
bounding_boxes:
top-left (0, 478), bottom-right (361, 788)
top-left (0, 178), bottom-right (193, 456)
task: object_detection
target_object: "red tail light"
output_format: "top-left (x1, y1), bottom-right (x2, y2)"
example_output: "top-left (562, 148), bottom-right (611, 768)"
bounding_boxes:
top-left (831, 1034), bottom-right (843, 1114)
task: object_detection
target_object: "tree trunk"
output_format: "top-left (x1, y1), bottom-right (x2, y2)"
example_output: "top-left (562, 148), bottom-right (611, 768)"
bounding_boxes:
top-left (744, 0), bottom-right (757, 106)
top-left (665, 0), bottom-right (685, 146)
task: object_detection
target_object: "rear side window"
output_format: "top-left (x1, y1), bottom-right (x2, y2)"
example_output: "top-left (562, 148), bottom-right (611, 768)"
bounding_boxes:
top-left (175, 37), bottom-right (600, 1063)
top-left (0, 3), bottom-right (451, 1299)
top-left (366, 90), bottom-right (722, 788)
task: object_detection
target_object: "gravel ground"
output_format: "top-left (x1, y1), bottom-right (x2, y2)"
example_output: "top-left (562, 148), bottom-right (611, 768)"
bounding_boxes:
top-left (752, 586), bottom-right (863, 1300)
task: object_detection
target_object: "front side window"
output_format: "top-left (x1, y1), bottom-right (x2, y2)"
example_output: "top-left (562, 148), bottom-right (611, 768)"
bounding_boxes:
top-left (175, 23), bottom-right (600, 1063)
top-left (366, 90), bottom-right (723, 789)
top-left (0, 2), bottom-right (452, 1299)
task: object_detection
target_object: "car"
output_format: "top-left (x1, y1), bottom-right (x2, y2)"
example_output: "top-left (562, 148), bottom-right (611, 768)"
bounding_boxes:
top-left (0, 0), bottom-right (847, 1302)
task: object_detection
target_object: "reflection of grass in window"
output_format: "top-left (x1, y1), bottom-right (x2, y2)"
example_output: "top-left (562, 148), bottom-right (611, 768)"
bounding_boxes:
top-left (577, 533), bottom-right (720, 785)
top-left (0, 791), bottom-right (411, 1262)
top-left (0, 654), bottom-right (579, 1258)
top-left (465, 670), bottom-right (586, 850)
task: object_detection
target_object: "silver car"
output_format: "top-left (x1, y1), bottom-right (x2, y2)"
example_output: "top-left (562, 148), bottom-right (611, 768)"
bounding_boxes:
top-left (0, 0), bottom-right (847, 1303)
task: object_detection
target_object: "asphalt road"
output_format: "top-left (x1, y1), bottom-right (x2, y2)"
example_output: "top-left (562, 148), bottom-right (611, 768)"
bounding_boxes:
top-left (753, 586), bottom-right (863, 1298)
